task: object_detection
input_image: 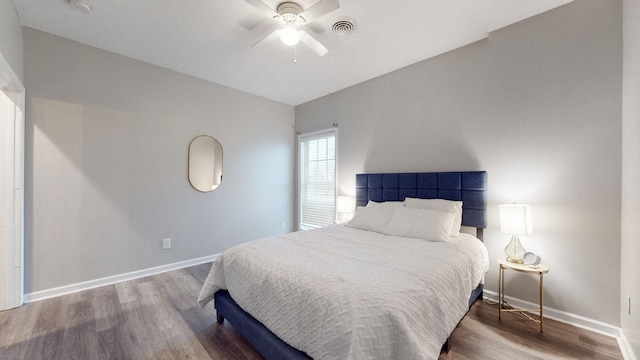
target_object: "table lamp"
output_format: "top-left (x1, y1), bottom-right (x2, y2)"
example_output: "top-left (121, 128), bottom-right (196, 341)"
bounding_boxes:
top-left (499, 204), bottom-right (533, 264)
top-left (336, 196), bottom-right (356, 223)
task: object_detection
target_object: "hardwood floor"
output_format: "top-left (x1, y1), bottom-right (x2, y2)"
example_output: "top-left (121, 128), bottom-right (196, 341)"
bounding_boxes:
top-left (0, 263), bottom-right (623, 360)
top-left (440, 300), bottom-right (622, 360)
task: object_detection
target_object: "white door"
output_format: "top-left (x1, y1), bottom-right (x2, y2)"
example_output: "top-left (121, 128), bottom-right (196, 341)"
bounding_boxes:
top-left (0, 53), bottom-right (25, 311)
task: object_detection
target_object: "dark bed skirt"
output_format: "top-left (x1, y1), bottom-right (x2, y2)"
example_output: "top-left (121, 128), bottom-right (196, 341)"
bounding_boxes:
top-left (213, 283), bottom-right (484, 360)
top-left (214, 290), bottom-right (312, 359)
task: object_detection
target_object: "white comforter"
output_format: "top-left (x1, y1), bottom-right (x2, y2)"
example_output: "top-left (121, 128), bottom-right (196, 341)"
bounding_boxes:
top-left (198, 225), bottom-right (489, 360)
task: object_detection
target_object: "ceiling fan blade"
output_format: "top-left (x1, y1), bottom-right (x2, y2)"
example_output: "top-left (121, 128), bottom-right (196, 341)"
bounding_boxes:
top-left (252, 30), bottom-right (280, 47)
top-left (250, 20), bottom-right (281, 47)
top-left (300, 0), bottom-right (340, 22)
top-left (300, 31), bottom-right (329, 56)
top-left (244, 0), bottom-right (277, 17)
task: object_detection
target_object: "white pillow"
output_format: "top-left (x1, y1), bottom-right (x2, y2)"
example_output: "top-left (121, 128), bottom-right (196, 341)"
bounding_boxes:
top-left (366, 200), bottom-right (405, 208)
top-left (404, 198), bottom-right (463, 236)
top-left (384, 207), bottom-right (455, 242)
top-left (346, 206), bottom-right (395, 233)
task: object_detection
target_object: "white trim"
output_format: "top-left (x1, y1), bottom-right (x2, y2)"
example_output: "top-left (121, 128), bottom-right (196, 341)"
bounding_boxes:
top-left (484, 289), bottom-right (620, 337)
top-left (297, 127), bottom-right (337, 141)
top-left (618, 330), bottom-right (638, 360)
top-left (24, 254), bottom-right (219, 303)
top-left (0, 54), bottom-right (25, 100)
top-left (0, 51), bottom-right (25, 311)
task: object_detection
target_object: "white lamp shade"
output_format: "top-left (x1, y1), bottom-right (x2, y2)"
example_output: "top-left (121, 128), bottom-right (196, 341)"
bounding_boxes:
top-left (499, 204), bottom-right (533, 235)
top-left (337, 196), bottom-right (356, 213)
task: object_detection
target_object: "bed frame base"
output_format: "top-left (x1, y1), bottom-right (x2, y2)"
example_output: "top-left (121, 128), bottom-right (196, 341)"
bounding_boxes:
top-left (214, 290), bottom-right (312, 360)
top-left (213, 171), bottom-right (487, 358)
top-left (214, 284), bottom-right (483, 359)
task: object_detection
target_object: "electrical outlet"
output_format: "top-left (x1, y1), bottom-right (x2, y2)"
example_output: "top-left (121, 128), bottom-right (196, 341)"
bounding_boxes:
top-left (162, 238), bottom-right (171, 250)
top-left (281, 222), bottom-right (286, 230)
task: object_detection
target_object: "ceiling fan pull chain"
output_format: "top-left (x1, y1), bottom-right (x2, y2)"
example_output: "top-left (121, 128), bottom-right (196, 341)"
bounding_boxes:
top-left (294, 45), bottom-right (297, 64)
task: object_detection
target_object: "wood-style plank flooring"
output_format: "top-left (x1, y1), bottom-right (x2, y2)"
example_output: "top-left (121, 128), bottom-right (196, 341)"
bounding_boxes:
top-left (0, 263), bottom-right (623, 360)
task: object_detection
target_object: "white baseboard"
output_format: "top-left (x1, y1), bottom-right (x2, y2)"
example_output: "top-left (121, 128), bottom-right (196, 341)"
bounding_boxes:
top-left (618, 330), bottom-right (638, 360)
top-left (483, 289), bottom-right (620, 337)
top-left (483, 290), bottom-right (637, 360)
top-left (23, 254), bottom-right (219, 303)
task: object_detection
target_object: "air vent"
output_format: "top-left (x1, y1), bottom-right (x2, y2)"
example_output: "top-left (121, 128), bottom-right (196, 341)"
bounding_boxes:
top-left (332, 17), bottom-right (356, 36)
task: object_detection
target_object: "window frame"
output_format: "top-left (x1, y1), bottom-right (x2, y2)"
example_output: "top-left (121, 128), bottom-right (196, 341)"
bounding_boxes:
top-left (297, 128), bottom-right (338, 230)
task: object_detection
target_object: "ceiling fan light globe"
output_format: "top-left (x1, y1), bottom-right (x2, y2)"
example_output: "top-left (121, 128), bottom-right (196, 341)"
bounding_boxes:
top-left (279, 24), bottom-right (303, 46)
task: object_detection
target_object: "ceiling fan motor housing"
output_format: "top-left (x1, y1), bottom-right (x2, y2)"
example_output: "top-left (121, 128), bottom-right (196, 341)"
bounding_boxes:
top-left (276, 2), bottom-right (306, 25)
top-left (277, 2), bottom-right (303, 16)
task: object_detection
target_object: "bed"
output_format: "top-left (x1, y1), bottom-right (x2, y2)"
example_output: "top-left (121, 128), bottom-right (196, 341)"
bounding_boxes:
top-left (198, 171), bottom-right (488, 360)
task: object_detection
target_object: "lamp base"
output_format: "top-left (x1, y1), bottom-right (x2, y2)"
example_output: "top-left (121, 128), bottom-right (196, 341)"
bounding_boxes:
top-left (506, 256), bottom-right (524, 264)
top-left (505, 235), bottom-right (525, 264)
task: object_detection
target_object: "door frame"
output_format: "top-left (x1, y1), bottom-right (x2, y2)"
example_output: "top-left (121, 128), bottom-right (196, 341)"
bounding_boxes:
top-left (0, 52), bottom-right (25, 311)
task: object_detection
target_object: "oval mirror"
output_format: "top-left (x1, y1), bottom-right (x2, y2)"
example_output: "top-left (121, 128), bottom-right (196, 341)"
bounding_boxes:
top-left (188, 135), bottom-right (223, 192)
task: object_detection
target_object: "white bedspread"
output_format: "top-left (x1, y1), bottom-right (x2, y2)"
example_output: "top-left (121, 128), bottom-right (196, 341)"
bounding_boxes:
top-left (198, 225), bottom-right (489, 360)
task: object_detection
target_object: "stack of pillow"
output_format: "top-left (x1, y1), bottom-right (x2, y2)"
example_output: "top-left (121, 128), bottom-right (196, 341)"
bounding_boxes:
top-left (346, 198), bottom-right (463, 242)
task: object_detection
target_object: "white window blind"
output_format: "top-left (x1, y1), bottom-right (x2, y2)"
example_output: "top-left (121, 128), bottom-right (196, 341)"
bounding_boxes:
top-left (299, 130), bottom-right (336, 230)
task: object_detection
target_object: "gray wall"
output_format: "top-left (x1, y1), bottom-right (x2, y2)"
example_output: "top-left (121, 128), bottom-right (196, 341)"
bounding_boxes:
top-left (23, 28), bottom-right (295, 293)
top-left (621, 0), bottom-right (640, 355)
top-left (296, 0), bottom-right (623, 325)
top-left (0, 0), bottom-right (23, 79)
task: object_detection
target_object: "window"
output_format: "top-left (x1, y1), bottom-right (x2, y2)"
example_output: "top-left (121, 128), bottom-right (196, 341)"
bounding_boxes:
top-left (298, 129), bottom-right (336, 230)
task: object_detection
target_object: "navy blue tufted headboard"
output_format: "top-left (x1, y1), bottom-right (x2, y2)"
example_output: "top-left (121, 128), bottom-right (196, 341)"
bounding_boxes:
top-left (355, 171), bottom-right (487, 229)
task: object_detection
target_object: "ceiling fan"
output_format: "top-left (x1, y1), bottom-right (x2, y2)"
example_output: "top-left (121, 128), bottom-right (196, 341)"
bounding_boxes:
top-left (245, 0), bottom-right (340, 56)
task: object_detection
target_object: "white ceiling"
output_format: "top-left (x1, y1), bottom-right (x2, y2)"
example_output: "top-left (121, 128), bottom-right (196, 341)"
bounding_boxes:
top-left (12, 0), bottom-right (571, 106)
